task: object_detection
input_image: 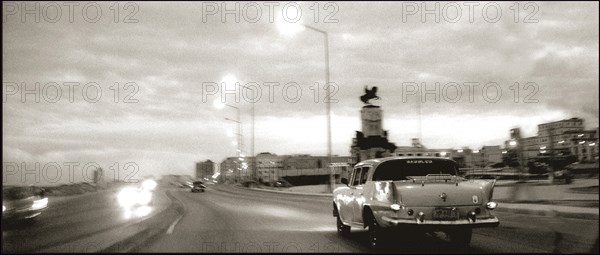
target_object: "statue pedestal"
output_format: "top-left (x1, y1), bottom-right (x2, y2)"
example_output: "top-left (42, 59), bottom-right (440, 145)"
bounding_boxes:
top-left (361, 105), bottom-right (383, 137)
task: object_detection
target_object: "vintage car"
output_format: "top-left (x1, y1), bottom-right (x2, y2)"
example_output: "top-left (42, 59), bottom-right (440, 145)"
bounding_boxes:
top-left (2, 186), bottom-right (48, 223)
top-left (191, 181), bottom-right (206, 193)
top-left (333, 157), bottom-right (499, 248)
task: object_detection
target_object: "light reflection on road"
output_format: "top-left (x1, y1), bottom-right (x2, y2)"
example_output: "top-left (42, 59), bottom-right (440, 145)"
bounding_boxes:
top-left (123, 205), bottom-right (153, 219)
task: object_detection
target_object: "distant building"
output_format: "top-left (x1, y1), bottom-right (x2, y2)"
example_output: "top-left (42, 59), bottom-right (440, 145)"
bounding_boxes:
top-left (256, 152), bottom-right (284, 183)
top-left (506, 118), bottom-right (599, 162)
top-left (220, 157), bottom-right (240, 182)
top-left (481, 146), bottom-right (503, 165)
top-left (196, 160), bottom-right (215, 180)
top-left (394, 138), bottom-right (453, 158)
top-left (281, 154), bottom-right (353, 182)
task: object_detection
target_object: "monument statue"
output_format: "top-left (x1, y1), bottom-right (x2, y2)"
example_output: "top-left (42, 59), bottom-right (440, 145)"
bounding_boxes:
top-left (351, 85), bottom-right (396, 163)
top-left (360, 86), bottom-right (380, 104)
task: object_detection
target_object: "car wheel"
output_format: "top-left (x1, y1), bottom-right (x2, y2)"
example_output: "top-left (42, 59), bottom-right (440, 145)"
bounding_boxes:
top-left (448, 227), bottom-right (472, 247)
top-left (23, 216), bottom-right (38, 225)
top-left (201, 189), bottom-right (205, 193)
top-left (336, 214), bottom-right (350, 236)
top-left (368, 214), bottom-right (383, 250)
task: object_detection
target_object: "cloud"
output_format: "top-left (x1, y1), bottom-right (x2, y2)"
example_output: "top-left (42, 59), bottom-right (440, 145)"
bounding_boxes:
top-left (3, 2), bottom-right (598, 183)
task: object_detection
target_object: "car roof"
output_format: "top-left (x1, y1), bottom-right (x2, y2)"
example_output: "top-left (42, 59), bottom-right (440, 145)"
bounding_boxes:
top-left (354, 156), bottom-right (456, 168)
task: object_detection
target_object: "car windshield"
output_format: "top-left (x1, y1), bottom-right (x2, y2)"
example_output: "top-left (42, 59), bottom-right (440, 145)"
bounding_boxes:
top-left (2, 187), bottom-right (39, 200)
top-left (372, 159), bottom-right (458, 181)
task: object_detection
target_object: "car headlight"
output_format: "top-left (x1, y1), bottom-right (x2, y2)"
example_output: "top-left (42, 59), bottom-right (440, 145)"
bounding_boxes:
top-left (142, 180), bottom-right (157, 191)
top-left (31, 197), bottom-right (48, 210)
top-left (390, 204), bottom-right (401, 211)
top-left (2, 205), bottom-right (5, 212)
top-left (486, 201), bottom-right (498, 210)
top-left (118, 187), bottom-right (139, 207)
top-left (137, 190), bottom-right (152, 205)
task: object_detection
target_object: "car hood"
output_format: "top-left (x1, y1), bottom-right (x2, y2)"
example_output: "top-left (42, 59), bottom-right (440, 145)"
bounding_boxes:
top-left (393, 179), bottom-right (495, 207)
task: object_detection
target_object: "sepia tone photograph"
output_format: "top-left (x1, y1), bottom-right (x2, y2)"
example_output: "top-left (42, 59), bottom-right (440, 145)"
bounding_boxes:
top-left (2, 1), bottom-right (599, 253)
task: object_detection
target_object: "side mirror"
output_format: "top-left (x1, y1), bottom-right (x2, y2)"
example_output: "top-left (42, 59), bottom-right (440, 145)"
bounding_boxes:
top-left (341, 178), bottom-right (349, 185)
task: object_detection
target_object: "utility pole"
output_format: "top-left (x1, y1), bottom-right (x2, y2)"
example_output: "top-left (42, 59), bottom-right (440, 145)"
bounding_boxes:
top-left (548, 125), bottom-right (555, 183)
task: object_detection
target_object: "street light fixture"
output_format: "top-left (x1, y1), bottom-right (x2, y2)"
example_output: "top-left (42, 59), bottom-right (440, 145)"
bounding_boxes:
top-left (213, 75), bottom-right (258, 182)
top-left (508, 138), bottom-right (525, 179)
top-left (277, 18), bottom-right (334, 192)
top-left (213, 97), bottom-right (242, 183)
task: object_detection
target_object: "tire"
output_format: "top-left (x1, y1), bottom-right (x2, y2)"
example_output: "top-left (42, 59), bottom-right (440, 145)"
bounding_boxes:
top-left (201, 189), bottom-right (205, 193)
top-left (367, 213), bottom-right (383, 250)
top-left (448, 227), bottom-right (472, 247)
top-left (23, 216), bottom-right (38, 225)
top-left (336, 214), bottom-right (350, 236)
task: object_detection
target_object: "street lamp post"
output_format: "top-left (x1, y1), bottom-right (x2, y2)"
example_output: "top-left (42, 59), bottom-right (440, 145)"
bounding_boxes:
top-left (278, 22), bottom-right (334, 192)
top-left (509, 139), bottom-right (524, 180)
top-left (215, 100), bottom-right (242, 183)
top-left (214, 77), bottom-right (258, 183)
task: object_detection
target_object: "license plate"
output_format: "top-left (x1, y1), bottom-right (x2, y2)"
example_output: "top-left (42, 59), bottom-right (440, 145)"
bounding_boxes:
top-left (433, 208), bottom-right (459, 220)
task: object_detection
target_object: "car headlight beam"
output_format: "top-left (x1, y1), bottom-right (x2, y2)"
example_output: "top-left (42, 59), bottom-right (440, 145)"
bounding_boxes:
top-left (118, 188), bottom-right (138, 207)
top-left (137, 190), bottom-right (152, 206)
top-left (31, 197), bottom-right (48, 210)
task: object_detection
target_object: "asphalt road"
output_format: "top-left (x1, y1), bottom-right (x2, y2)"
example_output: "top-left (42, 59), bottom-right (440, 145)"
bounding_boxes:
top-left (141, 185), bottom-right (599, 253)
top-left (1, 188), bottom-right (162, 253)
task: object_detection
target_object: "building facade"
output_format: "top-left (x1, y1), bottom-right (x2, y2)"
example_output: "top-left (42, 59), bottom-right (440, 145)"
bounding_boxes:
top-left (256, 152), bottom-right (284, 183)
top-left (506, 118), bottom-right (599, 163)
top-left (196, 160), bottom-right (215, 180)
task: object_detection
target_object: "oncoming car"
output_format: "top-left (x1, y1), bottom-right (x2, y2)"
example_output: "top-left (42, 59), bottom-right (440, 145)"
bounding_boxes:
top-left (191, 181), bottom-right (206, 193)
top-left (2, 186), bottom-right (48, 224)
top-left (117, 179), bottom-right (157, 208)
top-left (333, 157), bottom-right (499, 249)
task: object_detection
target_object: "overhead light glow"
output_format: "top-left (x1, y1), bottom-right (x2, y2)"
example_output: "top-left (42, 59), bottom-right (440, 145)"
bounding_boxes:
top-left (276, 16), bottom-right (305, 36)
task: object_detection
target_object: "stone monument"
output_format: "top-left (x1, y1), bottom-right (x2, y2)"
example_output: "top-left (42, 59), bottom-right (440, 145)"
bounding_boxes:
top-left (350, 86), bottom-right (397, 163)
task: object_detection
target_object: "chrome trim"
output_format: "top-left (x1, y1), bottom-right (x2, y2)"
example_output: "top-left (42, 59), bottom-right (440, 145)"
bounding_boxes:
top-left (381, 215), bottom-right (499, 226)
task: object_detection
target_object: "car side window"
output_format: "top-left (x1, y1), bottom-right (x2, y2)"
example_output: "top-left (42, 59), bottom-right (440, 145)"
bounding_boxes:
top-left (360, 167), bottom-right (370, 184)
top-left (351, 167), bottom-right (362, 186)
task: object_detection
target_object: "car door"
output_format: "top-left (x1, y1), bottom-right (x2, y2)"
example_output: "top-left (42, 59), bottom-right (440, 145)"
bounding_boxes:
top-left (351, 166), bottom-right (370, 224)
top-left (337, 166), bottom-right (359, 224)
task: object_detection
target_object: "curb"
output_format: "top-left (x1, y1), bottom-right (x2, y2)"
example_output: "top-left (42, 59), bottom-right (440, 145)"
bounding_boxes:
top-left (101, 190), bottom-right (184, 252)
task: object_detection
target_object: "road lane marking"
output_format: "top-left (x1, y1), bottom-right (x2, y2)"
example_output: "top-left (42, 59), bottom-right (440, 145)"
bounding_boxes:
top-left (166, 214), bottom-right (183, 234)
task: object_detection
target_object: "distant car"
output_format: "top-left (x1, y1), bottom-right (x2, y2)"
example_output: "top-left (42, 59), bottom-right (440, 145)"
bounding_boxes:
top-left (274, 180), bottom-right (292, 187)
top-left (553, 170), bottom-right (574, 184)
top-left (2, 186), bottom-right (48, 223)
top-left (191, 181), bottom-right (206, 193)
top-left (333, 157), bottom-right (499, 249)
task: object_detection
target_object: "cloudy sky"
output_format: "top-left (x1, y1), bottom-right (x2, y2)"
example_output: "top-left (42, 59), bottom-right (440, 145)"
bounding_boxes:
top-left (3, 1), bottom-right (598, 185)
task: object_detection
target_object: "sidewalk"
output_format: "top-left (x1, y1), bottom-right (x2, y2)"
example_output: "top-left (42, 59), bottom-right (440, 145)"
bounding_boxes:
top-left (250, 178), bottom-right (599, 220)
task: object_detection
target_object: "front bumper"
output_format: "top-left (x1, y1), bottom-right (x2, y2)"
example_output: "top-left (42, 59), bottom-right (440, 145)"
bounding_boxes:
top-left (381, 215), bottom-right (499, 228)
top-left (2, 207), bottom-right (46, 221)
